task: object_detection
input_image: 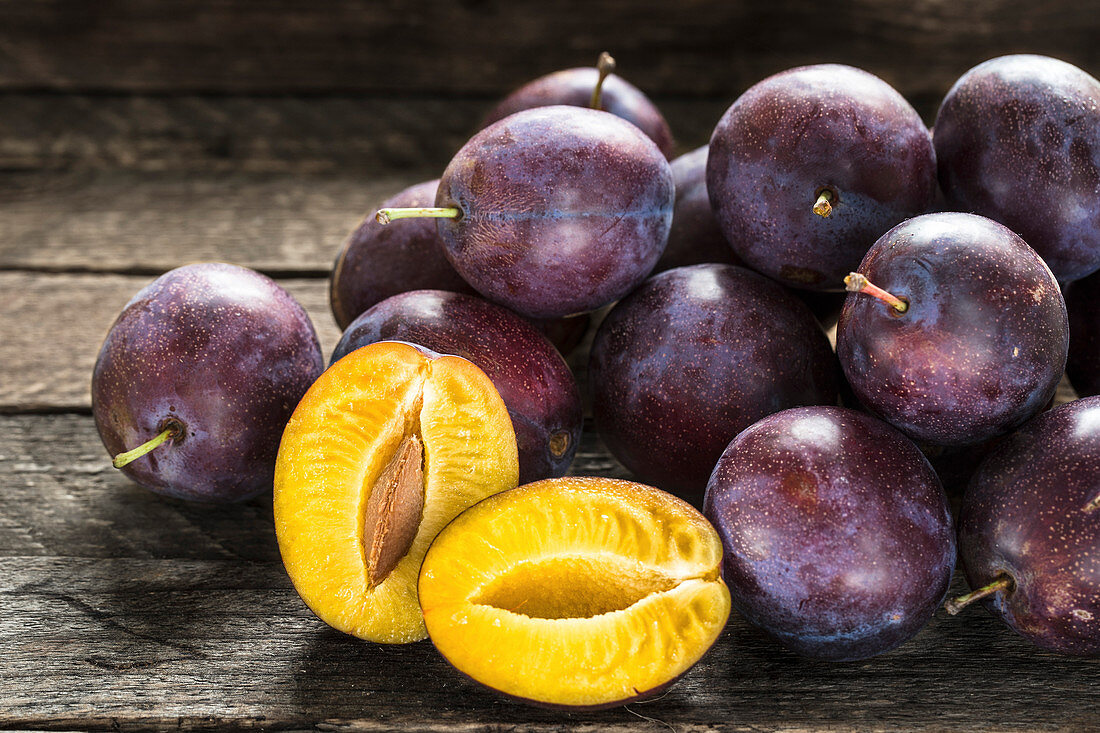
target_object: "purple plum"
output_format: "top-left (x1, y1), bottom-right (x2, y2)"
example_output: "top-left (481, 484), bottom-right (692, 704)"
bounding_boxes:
top-left (589, 264), bottom-right (838, 505)
top-left (707, 64), bottom-right (936, 291)
top-left (482, 53), bottom-right (674, 159)
top-left (837, 212), bottom-right (1068, 446)
top-left (92, 263), bottom-right (324, 502)
top-left (427, 106), bottom-right (674, 319)
top-left (329, 179), bottom-right (474, 330)
top-left (934, 55), bottom-right (1100, 283)
top-left (952, 397), bottom-right (1100, 655)
top-left (704, 406), bottom-right (956, 661)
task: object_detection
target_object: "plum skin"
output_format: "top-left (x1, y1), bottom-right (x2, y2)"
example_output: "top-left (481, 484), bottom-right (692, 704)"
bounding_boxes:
top-left (934, 54), bottom-right (1100, 283)
top-left (837, 212), bottom-right (1068, 447)
top-left (329, 179), bottom-right (474, 330)
top-left (332, 290), bottom-right (582, 485)
top-left (958, 397), bottom-right (1100, 656)
top-left (653, 145), bottom-right (740, 274)
top-left (92, 263), bottom-right (324, 502)
top-left (436, 105), bottom-right (674, 320)
top-left (704, 406), bottom-right (956, 661)
top-left (707, 64), bottom-right (936, 291)
top-left (482, 67), bottom-right (675, 159)
top-left (589, 264), bottom-right (839, 505)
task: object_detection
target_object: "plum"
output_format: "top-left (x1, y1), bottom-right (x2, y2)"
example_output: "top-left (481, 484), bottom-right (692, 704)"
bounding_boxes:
top-left (482, 52), bottom-right (675, 159)
top-left (704, 406), bottom-right (956, 661)
top-left (934, 55), bottom-right (1100, 283)
top-left (653, 145), bottom-right (740, 274)
top-left (1064, 270), bottom-right (1100, 396)
top-left (331, 289), bottom-right (582, 484)
top-left (837, 212), bottom-right (1068, 446)
top-left (329, 179), bottom-right (474, 330)
top-left (950, 397), bottom-right (1100, 656)
top-left (707, 64), bottom-right (936, 291)
top-left (378, 106), bottom-right (674, 319)
top-left (92, 263), bottom-right (324, 502)
top-left (589, 264), bottom-right (838, 505)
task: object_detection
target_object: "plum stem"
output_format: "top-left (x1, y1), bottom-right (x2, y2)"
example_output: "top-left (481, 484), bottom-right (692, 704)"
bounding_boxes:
top-left (813, 190), bottom-right (835, 218)
top-left (944, 575), bottom-right (1014, 615)
top-left (112, 425), bottom-right (178, 468)
top-left (375, 207), bottom-right (460, 225)
top-left (590, 52), bottom-right (616, 110)
top-left (1085, 492), bottom-right (1100, 512)
top-left (844, 272), bottom-right (909, 314)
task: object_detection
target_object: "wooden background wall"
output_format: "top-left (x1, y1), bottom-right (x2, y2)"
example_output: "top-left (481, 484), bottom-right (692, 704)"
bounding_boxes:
top-left (2, 0), bottom-right (1100, 175)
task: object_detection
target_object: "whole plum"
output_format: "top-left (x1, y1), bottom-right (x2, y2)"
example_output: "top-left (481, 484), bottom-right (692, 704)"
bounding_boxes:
top-left (837, 212), bottom-right (1067, 446)
top-left (653, 145), bottom-right (740, 274)
top-left (704, 406), bottom-right (956, 661)
top-left (92, 263), bottom-right (324, 502)
top-left (589, 264), bottom-right (838, 505)
top-left (953, 397), bottom-right (1100, 655)
top-left (329, 179), bottom-right (474, 330)
top-left (426, 106), bottom-right (674, 319)
top-left (934, 55), bottom-right (1100, 283)
top-left (332, 290), bottom-right (582, 484)
top-left (707, 64), bottom-right (936, 291)
top-left (482, 53), bottom-right (674, 159)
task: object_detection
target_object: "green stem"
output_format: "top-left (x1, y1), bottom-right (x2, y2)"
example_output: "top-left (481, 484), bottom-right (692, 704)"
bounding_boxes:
top-left (844, 272), bottom-right (909, 314)
top-left (112, 426), bottom-right (177, 469)
top-left (813, 189), bottom-right (835, 217)
top-left (944, 575), bottom-right (1014, 615)
top-left (375, 207), bottom-right (461, 225)
top-left (590, 52), bottom-right (616, 110)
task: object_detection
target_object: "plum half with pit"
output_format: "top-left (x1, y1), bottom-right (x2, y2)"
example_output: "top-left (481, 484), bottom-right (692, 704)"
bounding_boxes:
top-left (332, 289), bottom-right (582, 485)
top-left (378, 105), bottom-right (674, 319)
top-left (837, 212), bottom-right (1068, 446)
top-left (482, 52), bottom-right (675, 159)
top-left (704, 406), bottom-right (956, 661)
top-left (329, 179), bottom-right (474, 330)
top-left (707, 64), bottom-right (936, 291)
top-left (950, 397), bottom-right (1100, 656)
top-left (92, 263), bottom-right (324, 502)
top-left (934, 54), bottom-right (1100, 283)
top-left (589, 264), bottom-right (838, 505)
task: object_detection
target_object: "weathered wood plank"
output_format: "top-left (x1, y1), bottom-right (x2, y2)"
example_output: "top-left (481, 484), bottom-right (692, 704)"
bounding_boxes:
top-left (0, 0), bottom-right (1098, 110)
top-left (0, 273), bottom-right (340, 411)
top-left (0, 170), bottom-right (418, 275)
top-left (0, 94), bottom-right (731, 173)
top-left (0, 414), bottom-right (1098, 732)
top-left (1, 251), bottom-right (1086, 728)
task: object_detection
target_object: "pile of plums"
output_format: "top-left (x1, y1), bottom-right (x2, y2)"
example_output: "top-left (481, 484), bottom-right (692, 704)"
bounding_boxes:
top-left (93, 50), bottom-right (1100, 679)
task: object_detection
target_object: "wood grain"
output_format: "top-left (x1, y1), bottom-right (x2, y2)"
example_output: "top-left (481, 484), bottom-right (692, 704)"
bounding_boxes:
top-left (0, 170), bottom-right (420, 275)
top-left (0, 273), bottom-right (341, 411)
top-left (1, 0), bottom-right (1099, 109)
top-left (1, 414), bottom-right (1098, 731)
top-left (0, 94), bottom-right (732, 174)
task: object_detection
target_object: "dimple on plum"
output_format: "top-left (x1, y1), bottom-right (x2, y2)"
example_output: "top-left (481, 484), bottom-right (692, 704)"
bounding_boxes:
top-left (92, 263), bottom-right (324, 502)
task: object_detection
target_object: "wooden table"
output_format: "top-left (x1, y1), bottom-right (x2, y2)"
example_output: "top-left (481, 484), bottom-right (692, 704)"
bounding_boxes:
top-left (4, 2), bottom-right (1100, 729)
